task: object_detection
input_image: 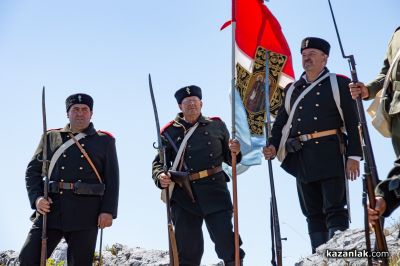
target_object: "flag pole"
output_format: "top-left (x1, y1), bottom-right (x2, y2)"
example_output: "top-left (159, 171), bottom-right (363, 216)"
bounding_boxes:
top-left (231, 1), bottom-right (240, 266)
top-left (265, 51), bottom-right (284, 266)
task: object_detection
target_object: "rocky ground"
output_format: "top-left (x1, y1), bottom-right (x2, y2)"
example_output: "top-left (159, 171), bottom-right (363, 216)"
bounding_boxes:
top-left (1, 226), bottom-right (399, 265)
top-left (0, 241), bottom-right (223, 266)
top-left (295, 226), bottom-right (400, 265)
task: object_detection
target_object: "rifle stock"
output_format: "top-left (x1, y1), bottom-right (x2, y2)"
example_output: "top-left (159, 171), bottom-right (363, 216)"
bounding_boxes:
top-left (327, 1), bottom-right (388, 264)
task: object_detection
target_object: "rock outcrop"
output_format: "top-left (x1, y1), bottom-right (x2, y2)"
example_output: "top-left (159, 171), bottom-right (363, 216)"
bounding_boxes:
top-left (295, 227), bottom-right (400, 265)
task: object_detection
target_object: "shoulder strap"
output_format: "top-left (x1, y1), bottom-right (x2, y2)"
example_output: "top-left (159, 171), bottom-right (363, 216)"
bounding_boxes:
top-left (382, 48), bottom-right (400, 95)
top-left (171, 122), bottom-right (199, 171)
top-left (161, 122), bottom-right (199, 203)
top-left (48, 133), bottom-right (86, 179)
top-left (330, 73), bottom-right (345, 133)
top-left (68, 133), bottom-right (103, 184)
top-left (277, 72), bottom-right (330, 162)
top-left (284, 83), bottom-right (296, 114)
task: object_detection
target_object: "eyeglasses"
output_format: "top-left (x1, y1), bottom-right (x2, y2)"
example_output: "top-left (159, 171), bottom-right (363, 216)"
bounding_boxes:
top-left (181, 98), bottom-right (200, 105)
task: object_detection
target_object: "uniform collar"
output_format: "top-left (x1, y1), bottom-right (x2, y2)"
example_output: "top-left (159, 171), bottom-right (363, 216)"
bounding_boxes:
top-left (60, 122), bottom-right (97, 135)
top-left (299, 67), bottom-right (329, 85)
top-left (173, 113), bottom-right (209, 128)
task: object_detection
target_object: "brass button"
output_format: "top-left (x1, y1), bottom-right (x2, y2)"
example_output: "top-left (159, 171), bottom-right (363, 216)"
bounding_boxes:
top-left (315, 141), bottom-right (319, 144)
top-left (79, 167), bottom-right (83, 170)
top-left (315, 104), bottom-right (319, 107)
top-left (316, 92), bottom-right (320, 95)
top-left (81, 144), bottom-right (85, 147)
top-left (63, 154), bottom-right (67, 158)
top-left (297, 118), bottom-right (301, 121)
top-left (204, 131), bottom-right (209, 135)
top-left (298, 131), bottom-right (301, 134)
top-left (60, 191), bottom-right (63, 195)
top-left (208, 141), bottom-right (211, 145)
top-left (299, 106), bottom-right (303, 109)
top-left (314, 117), bottom-right (318, 120)
top-left (188, 155), bottom-right (192, 159)
top-left (190, 168), bottom-right (194, 171)
top-left (81, 155), bottom-right (84, 158)
top-left (302, 85), bottom-right (306, 88)
top-left (61, 179), bottom-right (64, 182)
top-left (61, 166), bottom-right (65, 170)
top-left (209, 153), bottom-right (213, 157)
top-left (318, 84), bottom-right (322, 86)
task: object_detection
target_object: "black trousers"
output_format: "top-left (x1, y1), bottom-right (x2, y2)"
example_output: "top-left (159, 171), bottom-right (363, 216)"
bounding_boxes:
top-left (19, 228), bottom-right (98, 266)
top-left (296, 176), bottom-right (349, 234)
top-left (172, 204), bottom-right (245, 266)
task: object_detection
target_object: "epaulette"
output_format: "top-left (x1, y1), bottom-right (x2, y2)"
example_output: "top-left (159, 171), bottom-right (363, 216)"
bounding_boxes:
top-left (47, 128), bottom-right (62, 132)
top-left (98, 130), bottom-right (114, 138)
top-left (336, 74), bottom-right (350, 80)
top-left (161, 120), bottom-right (175, 134)
top-left (209, 116), bottom-right (222, 121)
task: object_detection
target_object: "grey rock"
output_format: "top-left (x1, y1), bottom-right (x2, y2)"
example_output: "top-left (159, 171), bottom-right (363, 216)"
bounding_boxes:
top-left (295, 226), bottom-right (400, 266)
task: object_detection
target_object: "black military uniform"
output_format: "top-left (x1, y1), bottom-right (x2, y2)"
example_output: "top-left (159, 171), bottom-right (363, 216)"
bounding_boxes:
top-left (19, 94), bottom-right (119, 266)
top-left (270, 38), bottom-right (362, 253)
top-left (375, 157), bottom-right (400, 217)
top-left (152, 86), bottom-right (245, 266)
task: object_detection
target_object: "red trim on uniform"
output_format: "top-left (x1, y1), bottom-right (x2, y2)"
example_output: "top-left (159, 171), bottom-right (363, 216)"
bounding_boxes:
top-left (209, 116), bottom-right (221, 121)
top-left (336, 74), bottom-right (350, 79)
top-left (160, 120), bottom-right (175, 134)
top-left (98, 130), bottom-right (114, 137)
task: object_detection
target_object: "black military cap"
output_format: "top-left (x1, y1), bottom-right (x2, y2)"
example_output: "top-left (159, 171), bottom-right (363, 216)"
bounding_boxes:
top-left (300, 37), bottom-right (330, 55)
top-left (174, 85), bottom-right (202, 104)
top-left (65, 93), bottom-right (94, 112)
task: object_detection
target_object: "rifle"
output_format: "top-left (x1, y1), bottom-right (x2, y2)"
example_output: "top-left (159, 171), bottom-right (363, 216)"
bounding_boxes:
top-left (264, 51), bottom-right (285, 266)
top-left (39, 86), bottom-right (49, 266)
top-left (327, 1), bottom-right (388, 264)
top-left (148, 74), bottom-right (179, 266)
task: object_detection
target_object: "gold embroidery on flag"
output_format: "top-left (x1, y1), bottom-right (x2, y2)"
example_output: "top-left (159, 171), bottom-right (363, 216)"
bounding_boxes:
top-left (236, 46), bottom-right (287, 136)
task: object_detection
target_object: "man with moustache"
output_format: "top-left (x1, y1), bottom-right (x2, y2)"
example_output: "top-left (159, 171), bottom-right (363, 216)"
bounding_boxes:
top-left (19, 93), bottom-right (119, 265)
top-left (263, 37), bottom-right (362, 253)
top-left (152, 85), bottom-right (245, 265)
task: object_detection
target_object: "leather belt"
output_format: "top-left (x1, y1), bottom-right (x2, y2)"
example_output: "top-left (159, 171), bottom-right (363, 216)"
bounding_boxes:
top-left (190, 166), bottom-right (223, 181)
top-left (297, 129), bottom-right (338, 142)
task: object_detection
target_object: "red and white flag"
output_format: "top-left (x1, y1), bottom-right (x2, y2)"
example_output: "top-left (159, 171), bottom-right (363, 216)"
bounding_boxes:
top-left (222, 0), bottom-right (295, 170)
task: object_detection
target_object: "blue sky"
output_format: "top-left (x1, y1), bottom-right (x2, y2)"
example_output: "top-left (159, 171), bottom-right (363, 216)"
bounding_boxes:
top-left (0, 0), bottom-right (398, 265)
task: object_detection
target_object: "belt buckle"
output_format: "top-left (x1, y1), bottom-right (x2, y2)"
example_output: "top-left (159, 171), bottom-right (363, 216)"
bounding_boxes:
top-left (298, 134), bottom-right (310, 142)
top-left (198, 170), bottom-right (208, 179)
